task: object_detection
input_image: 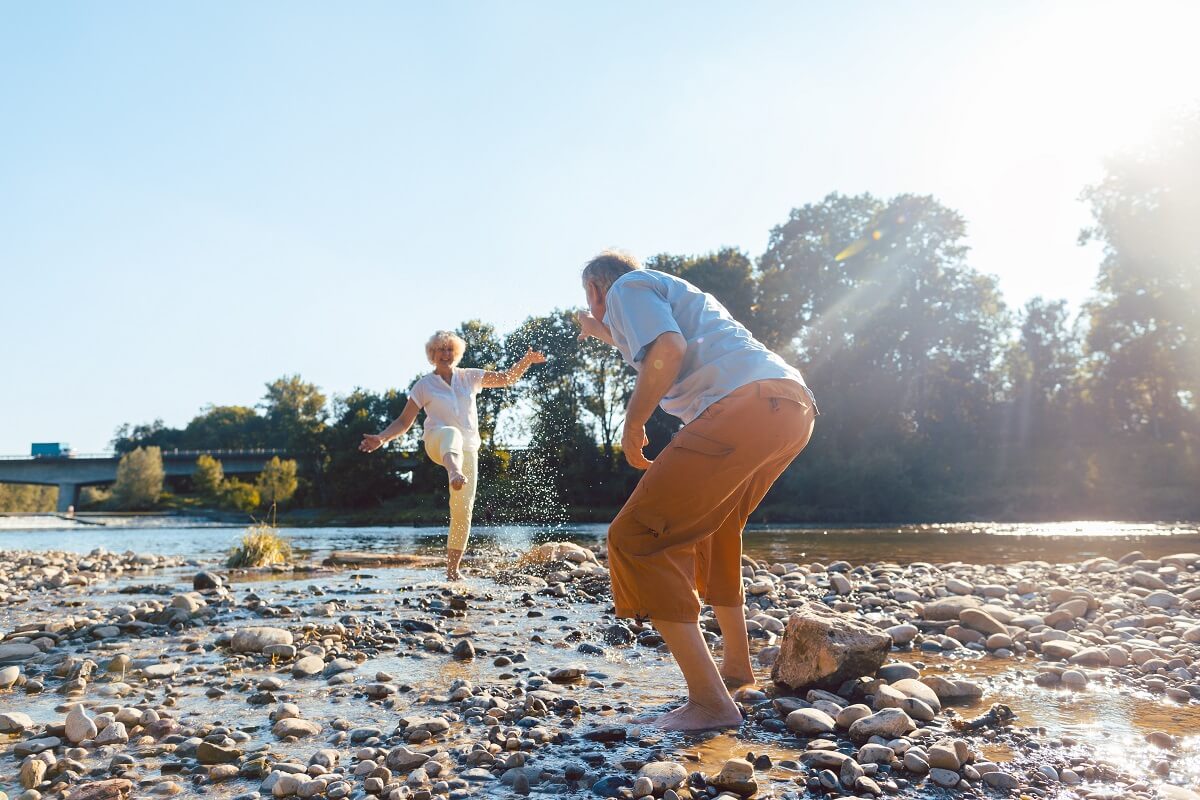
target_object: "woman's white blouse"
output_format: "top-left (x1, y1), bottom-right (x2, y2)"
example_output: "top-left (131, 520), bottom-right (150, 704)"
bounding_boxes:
top-left (408, 367), bottom-right (486, 451)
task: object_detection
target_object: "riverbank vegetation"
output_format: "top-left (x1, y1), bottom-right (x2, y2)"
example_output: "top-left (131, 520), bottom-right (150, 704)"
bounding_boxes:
top-left (13, 111), bottom-right (1195, 523)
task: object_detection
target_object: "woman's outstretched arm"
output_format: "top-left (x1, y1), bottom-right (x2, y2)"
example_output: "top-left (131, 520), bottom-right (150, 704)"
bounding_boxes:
top-left (481, 348), bottom-right (547, 388)
top-left (360, 397), bottom-right (421, 452)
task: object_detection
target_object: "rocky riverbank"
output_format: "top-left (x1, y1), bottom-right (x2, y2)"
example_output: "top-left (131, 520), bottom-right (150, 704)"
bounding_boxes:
top-left (1, 543), bottom-right (1198, 800)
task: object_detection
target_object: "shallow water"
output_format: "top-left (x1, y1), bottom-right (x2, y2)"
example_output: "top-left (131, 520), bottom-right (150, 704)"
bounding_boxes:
top-left (3, 517), bottom-right (1199, 566)
top-left (3, 517), bottom-right (1200, 796)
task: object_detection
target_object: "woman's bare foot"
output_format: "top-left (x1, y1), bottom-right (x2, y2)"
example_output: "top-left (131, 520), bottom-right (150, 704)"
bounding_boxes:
top-left (652, 700), bottom-right (742, 732)
top-left (446, 570), bottom-right (461, 581)
top-left (448, 470), bottom-right (467, 491)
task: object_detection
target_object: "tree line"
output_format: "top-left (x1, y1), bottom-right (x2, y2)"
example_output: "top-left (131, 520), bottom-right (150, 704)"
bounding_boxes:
top-left (92, 112), bottom-right (1200, 521)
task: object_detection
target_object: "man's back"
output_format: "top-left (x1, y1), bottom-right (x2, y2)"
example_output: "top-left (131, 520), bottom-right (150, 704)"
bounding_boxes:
top-left (604, 268), bottom-right (807, 424)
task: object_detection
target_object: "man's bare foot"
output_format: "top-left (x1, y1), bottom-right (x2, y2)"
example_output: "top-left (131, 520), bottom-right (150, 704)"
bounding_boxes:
top-left (721, 672), bottom-right (755, 690)
top-left (448, 470), bottom-right (467, 491)
top-left (652, 700), bottom-right (742, 732)
top-left (446, 571), bottom-right (461, 581)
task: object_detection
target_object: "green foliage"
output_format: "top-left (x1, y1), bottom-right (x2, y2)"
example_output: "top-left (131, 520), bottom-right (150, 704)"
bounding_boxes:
top-left (79, 486), bottom-right (111, 508)
top-left (193, 454), bottom-right (224, 498)
top-left (111, 446), bottom-right (164, 510)
top-left (321, 388), bottom-right (417, 508)
top-left (262, 375), bottom-right (327, 455)
top-left (255, 456), bottom-right (298, 507)
top-left (0, 484), bottom-right (57, 513)
top-left (1079, 108), bottom-right (1200, 439)
top-left (226, 523), bottom-right (292, 567)
top-left (220, 479), bottom-right (261, 512)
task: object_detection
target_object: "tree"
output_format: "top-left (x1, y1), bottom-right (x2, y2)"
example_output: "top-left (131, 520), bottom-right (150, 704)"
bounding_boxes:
top-left (1079, 110), bottom-right (1200, 439)
top-left (111, 446), bottom-right (164, 509)
top-left (220, 479), bottom-right (260, 513)
top-left (647, 248), bottom-right (758, 327)
top-left (0, 484), bottom-right (57, 513)
top-left (1002, 298), bottom-right (1079, 445)
top-left (256, 456), bottom-right (299, 507)
top-left (111, 419), bottom-right (185, 454)
top-left (193, 454), bottom-right (225, 499)
top-left (182, 406), bottom-right (267, 450)
top-left (321, 388), bottom-right (417, 508)
top-left (261, 375), bottom-right (327, 454)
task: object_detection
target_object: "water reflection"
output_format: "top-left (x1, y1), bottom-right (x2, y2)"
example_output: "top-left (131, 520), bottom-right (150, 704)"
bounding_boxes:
top-left (3, 519), bottom-right (1197, 567)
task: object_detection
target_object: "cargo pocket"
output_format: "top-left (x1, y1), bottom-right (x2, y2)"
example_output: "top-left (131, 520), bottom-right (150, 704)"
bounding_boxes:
top-left (671, 428), bottom-right (735, 457)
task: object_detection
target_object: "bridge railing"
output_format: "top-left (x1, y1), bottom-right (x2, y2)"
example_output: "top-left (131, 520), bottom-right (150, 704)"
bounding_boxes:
top-left (0, 448), bottom-right (291, 461)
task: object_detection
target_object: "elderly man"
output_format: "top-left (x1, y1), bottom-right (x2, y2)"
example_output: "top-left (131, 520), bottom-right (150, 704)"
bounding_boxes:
top-left (577, 250), bottom-right (818, 731)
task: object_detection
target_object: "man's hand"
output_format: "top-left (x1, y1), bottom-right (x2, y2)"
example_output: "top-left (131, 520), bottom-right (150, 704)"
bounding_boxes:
top-left (575, 311), bottom-right (608, 343)
top-left (359, 433), bottom-right (385, 453)
top-left (523, 348), bottom-right (548, 365)
top-left (621, 420), bottom-right (653, 470)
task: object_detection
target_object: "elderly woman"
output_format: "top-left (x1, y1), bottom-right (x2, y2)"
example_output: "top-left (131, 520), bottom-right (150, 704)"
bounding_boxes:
top-left (359, 331), bottom-right (545, 580)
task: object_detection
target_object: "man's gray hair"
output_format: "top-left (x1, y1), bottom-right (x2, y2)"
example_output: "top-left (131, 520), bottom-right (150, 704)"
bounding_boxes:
top-left (581, 249), bottom-right (642, 294)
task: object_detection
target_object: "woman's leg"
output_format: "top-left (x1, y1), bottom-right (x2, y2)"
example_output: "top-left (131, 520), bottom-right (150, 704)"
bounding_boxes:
top-left (446, 448), bottom-right (478, 580)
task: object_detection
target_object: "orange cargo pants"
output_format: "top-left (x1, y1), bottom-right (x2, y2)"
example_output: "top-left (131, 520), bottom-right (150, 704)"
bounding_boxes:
top-left (607, 379), bottom-right (817, 622)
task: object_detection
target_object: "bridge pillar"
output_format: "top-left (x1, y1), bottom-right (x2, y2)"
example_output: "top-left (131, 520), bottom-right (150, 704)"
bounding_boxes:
top-left (57, 483), bottom-right (80, 513)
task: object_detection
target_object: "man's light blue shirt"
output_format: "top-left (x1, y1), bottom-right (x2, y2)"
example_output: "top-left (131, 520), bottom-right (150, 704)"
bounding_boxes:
top-left (604, 269), bottom-right (812, 425)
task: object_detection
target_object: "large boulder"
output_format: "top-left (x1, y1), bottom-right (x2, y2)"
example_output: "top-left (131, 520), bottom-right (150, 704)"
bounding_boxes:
top-left (771, 603), bottom-right (891, 692)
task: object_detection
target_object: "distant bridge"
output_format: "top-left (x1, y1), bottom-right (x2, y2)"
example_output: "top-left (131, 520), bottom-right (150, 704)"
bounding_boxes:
top-left (0, 449), bottom-right (292, 513)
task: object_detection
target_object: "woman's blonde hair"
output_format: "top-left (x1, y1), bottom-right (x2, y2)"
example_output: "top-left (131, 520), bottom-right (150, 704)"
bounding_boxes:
top-left (425, 330), bottom-right (467, 366)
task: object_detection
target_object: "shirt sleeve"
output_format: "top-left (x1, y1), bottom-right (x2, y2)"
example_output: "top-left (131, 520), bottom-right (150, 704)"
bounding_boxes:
top-left (464, 368), bottom-right (486, 394)
top-left (408, 379), bottom-right (427, 409)
top-left (606, 276), bottom-right (682, 363)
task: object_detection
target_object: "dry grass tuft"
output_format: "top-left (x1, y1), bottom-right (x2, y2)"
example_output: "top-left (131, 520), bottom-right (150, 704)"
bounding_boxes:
top-left (227, 524), bottom-right (293, 568)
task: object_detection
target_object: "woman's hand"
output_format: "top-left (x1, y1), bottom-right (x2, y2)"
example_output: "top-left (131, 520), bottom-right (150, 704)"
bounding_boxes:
top-left (359, 433), bottom-right (385, 453)
top-left (575, 311), bottom-right (608, 343)
top-left (523, 348), bottom-right (547, 365)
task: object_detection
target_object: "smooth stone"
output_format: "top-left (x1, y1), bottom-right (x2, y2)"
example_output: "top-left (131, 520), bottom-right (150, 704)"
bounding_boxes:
top-left (0, 665), bottom-right (19, 688)
top-left (197, 742), bottom-right (243, 764)
top-left (890, 678), bottom-right (942, 712)
top-left (273, 718), bottom-right (321, 738)
top-left (929, 767), bottom-right (960, 787)
top-left (885, 624), bottom-right (919, 645)
top-left (636, 762), bottom-right (687, 793)
top-left (848, 709), bottom-right (915, 742)
top-left (857, 744), bottom-right (894, 765)
top-left (921, 596), bottom-right (982, 621)
top-left (959, 608), bottom-right (1006, 636)
top-left (786, 708), bottom-right (836, 735)
top-left (877, 663), bottom-right (920, 682)
top-left (292, 656), bottom-right (324, 678)
top-left (66, 704), bottom-right (98, 744)
top-left (0, 643), bottom-right (40, 663)
top-left (0, 712), bottom-right (35, 733)
top-left (835, 703), bottom-right (872, 729)
top-left (982, 771), bottom-right (1020, 790)
top-left (927, 743), bottom-right (960, 771)
top-left (230, 627), bottom-right (294, 654)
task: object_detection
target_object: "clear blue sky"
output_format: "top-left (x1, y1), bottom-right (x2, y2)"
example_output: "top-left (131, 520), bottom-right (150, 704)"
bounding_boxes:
top-left (2, 1), bottom-right (1197, 453)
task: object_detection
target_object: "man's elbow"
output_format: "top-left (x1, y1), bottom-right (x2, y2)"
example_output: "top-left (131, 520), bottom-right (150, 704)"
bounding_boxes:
top-left (649, 332), bottom-right (687, 368)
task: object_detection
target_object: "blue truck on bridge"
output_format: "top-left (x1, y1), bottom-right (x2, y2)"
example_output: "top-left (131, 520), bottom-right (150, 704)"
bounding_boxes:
top-left (31, 443), bottom-right (72, 458)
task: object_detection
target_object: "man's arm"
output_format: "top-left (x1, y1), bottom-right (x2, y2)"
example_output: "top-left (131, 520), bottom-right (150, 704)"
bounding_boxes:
top-left (621, 332), bottom-right (687, 469)
top-left (575, 311), bottom-right (616, 346)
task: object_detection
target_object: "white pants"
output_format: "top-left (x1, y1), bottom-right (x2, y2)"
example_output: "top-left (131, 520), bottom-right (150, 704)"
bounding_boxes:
top-left (424, 427), bottom-right (478, 551)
